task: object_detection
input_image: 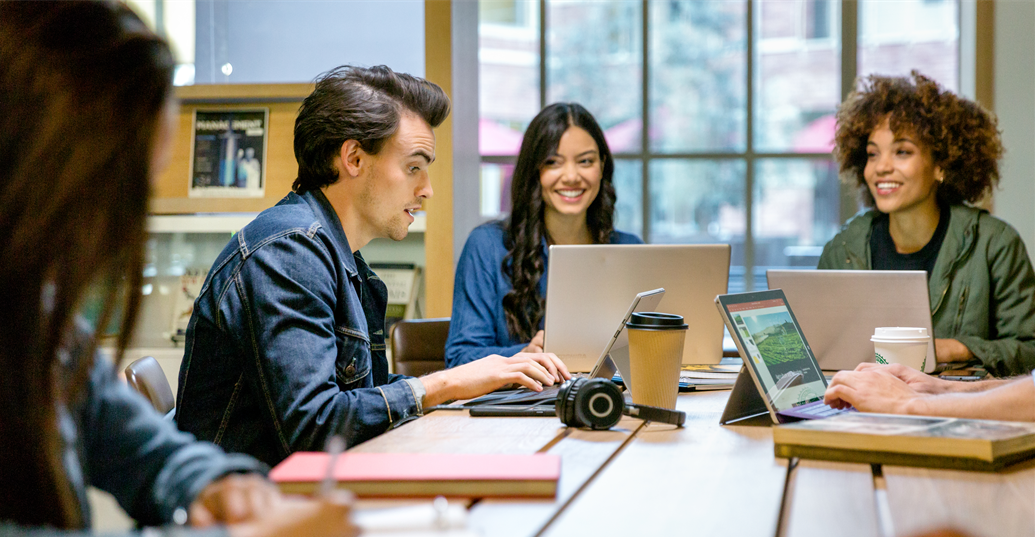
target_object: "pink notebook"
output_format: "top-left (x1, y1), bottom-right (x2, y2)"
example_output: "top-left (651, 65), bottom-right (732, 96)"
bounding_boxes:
top-left (270, 452), bottom-right (561, 498)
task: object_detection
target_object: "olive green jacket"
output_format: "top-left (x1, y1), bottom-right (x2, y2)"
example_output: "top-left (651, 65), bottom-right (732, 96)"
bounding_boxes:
top-left (817, 205), bottom-right (1035, 377)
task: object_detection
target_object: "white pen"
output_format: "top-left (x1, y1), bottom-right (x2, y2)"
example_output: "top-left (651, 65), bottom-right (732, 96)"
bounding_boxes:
top-left (321, 435), bottom-right (345, 496)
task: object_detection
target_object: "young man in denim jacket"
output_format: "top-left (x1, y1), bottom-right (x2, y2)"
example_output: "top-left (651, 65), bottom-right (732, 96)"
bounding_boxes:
top-left (175, 66), bottom-right (569, 467)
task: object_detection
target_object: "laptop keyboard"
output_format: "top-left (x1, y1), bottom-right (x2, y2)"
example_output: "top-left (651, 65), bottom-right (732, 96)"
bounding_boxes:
top-left (796, 403), bottom-right (848, 418)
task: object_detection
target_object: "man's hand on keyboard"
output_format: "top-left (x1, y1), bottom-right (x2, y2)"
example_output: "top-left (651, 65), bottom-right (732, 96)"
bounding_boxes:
top-left (851, 362), bottom-right (954, 394)
top-left (824, 366), bottom-right (925, 415)
top-left (420, 352), bottom-right (572, 407)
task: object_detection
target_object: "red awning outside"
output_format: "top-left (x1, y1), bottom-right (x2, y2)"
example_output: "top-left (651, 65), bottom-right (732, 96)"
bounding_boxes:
top-left (792, 114), bottom-right (836, 153)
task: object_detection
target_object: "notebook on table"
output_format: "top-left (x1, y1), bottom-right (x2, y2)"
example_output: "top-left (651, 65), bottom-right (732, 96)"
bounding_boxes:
top-left (270, 452), bottom-right (561, 498)
top-left (773, 412), bottom-right (1035, 471)
top-left (715, 289), bottom-right (855, 425)
top-left (766, 269), bottom-right (936, 373)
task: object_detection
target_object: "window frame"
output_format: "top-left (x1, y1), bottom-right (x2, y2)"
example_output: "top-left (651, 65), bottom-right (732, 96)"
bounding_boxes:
top-left (475, 0), bottom-right (965, 291)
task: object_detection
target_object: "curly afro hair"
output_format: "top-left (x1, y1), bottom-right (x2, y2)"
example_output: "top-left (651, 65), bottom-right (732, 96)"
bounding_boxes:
top-left (834, 71), bottom-right (1003, 208)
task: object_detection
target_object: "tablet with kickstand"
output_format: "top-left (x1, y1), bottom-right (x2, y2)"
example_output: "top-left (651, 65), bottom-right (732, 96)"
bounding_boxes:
top-left (715, 289), bottom-right (854, 425)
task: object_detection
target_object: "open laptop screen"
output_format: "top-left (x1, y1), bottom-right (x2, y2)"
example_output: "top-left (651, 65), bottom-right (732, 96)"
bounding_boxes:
top-left (766, 269), bottom-right (935, 373)
top-left (544, 244), bottom-right (730, 371)
top-left (718, 291), bottom-right (827, 412)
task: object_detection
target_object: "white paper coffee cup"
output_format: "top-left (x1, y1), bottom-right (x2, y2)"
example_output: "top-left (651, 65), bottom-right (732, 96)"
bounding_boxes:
top-left (871, 327), bottom-right (929, 371)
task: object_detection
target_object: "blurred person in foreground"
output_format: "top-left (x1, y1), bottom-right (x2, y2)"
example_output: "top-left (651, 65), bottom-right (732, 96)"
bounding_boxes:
top-left (0, 2), bottom-right (355, 535)
top-left (825, 363), bottom-right (1034, 422)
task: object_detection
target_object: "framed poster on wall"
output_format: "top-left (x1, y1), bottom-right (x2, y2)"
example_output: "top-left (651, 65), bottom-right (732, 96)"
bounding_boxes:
top-left (189, 109), bottom-right (269, 198)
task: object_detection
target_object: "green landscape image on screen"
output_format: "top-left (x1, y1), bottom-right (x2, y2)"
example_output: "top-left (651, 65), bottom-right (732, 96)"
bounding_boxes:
top-left (743, 311), bottom-right (809, 367)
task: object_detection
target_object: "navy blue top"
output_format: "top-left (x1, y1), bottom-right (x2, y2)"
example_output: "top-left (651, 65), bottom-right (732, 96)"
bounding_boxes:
top-left (445, 221), bottom-right (643, 367)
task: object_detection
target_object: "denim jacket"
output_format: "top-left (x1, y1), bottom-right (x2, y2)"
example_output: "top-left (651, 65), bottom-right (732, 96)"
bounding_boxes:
top-left (0, 323), bottom-right (262, 535)
top-left (175, 190), bottom-right (422, 468)
top-left (445, 221), bottom-right (643, 367)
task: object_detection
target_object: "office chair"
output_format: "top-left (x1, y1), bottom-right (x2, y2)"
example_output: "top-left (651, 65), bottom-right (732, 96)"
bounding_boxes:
top-left (389, 318), bottom-right (450, 376)
top-left (124, 355), bottom-right (176, 416)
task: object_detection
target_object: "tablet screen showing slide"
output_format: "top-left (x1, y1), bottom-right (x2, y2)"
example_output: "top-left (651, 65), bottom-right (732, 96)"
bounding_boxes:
top-left (716, 290), bottom-right (827, 413)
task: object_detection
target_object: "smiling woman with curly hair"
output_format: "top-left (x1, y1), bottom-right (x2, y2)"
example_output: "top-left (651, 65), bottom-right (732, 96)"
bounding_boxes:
top-left (819, 71), bottom-right (1035, 377)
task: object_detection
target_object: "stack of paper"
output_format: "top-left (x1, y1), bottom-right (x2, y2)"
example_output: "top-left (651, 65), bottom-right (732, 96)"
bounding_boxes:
top-left (679, 363), bottom-right (739, 391)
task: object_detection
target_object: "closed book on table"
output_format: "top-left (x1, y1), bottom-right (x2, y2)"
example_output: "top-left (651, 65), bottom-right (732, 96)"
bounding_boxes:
top-left (773, 412), bottom-right (1035, 471)
top-left (270, 452), bottom-right (560, 498)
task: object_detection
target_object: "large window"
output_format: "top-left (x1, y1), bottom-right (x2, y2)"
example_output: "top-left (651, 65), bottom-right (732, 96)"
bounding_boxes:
top-left (125, 0), bottom-right (425, 86)
top-left (478, 0), bottom-right (959, 291)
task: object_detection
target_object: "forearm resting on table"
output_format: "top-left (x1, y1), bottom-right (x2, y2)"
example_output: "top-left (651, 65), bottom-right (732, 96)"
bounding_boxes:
top-left (943, 376), bottom-right (1018, 393)
top-left (934, 338), bottom-right (973, 364)
top-left (907, 377), bottom-right (1035, 421)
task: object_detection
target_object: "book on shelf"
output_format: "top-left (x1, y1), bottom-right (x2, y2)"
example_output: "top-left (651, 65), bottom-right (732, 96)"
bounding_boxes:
top-left (370, 263), bottom-right (422, 334)
top-left (269, 452), bottom-right (560, 498)
top-left (773, 412), bottom-right (1035, 471)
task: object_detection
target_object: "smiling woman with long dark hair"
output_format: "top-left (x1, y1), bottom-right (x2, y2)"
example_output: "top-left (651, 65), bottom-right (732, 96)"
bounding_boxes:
top-left (818, 71), bottom-right (1035, 377)
top-left (445, 103), bottom-right (642, 367)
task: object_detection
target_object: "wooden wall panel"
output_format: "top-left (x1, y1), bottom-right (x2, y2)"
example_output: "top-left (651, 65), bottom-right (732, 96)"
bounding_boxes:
top-left (423, 0), bottom-right (455, 318)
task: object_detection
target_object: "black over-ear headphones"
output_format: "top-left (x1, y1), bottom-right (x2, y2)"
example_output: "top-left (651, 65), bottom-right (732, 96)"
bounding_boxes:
top-left (556, 378), bottom-right (686, 430)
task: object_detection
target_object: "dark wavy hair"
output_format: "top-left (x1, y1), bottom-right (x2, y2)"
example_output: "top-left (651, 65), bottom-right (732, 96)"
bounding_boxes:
top-left (0, 0), bottom-right (173, 528)
top-left (502, 103), bottom-right (617, 341)
top-left (834, 71), bottom-right (1003, 207)
top-left (292, 65), bottom-right (451, 193)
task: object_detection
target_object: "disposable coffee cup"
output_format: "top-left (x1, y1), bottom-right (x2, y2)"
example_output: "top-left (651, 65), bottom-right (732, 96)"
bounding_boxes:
top-left (871, 327), bottom-right (930, 371)
top-left (625, 312), bottom-right (688, 410)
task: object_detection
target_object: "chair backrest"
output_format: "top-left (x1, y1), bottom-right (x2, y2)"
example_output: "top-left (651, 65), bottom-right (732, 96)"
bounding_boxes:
top-left (124, 356), bottom-right (175, 415)
top-left (389, 318), bottom-right (450, 377)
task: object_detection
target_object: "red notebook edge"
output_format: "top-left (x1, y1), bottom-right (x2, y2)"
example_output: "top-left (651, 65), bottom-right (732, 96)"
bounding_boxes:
top-left (269, 452), bottom-right (561, 498)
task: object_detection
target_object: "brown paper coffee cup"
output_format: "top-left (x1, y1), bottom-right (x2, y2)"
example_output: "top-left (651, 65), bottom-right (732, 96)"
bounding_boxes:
top-left (626, 312), bottom-right (687, 410)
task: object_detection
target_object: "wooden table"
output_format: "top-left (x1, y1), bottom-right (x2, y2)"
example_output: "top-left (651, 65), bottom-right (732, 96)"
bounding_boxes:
top-left (349, 391), bottom-right (1035, 537)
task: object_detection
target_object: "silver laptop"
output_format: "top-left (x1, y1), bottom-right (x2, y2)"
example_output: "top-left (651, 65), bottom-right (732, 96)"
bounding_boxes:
top-left (766, 270), bottom-right (936, 373)
top-left (588, 288), bottom-right (665, 381)
top-left (543, 244), bottom-right (731, 371)
top-left (463, 288), bottom-right (664, 409)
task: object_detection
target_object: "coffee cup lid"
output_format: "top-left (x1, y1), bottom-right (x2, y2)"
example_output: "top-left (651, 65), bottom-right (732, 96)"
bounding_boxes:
top-left (872, 327), bottom-right (928, 339)
top-left (871, 337), bottom-right (929, 344)
top-left (626, 312), bottom-right (688, 330)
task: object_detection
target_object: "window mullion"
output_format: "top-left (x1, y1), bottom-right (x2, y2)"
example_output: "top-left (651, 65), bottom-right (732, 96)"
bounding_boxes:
top-left (840, 0), bottom-right (859, 224)
top-left (539, 0), bottom-right (547, 109)
top-left (641, 0), bottom-right (650, 242)
top-left (744, 0), bottom-right (755, 291)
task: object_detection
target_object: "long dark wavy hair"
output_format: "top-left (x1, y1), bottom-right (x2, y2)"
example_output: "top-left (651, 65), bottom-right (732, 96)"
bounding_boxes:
top-left (502, 103), bottom-right (616, 341)
top-left (0, 1), bottom-right (174, 528)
